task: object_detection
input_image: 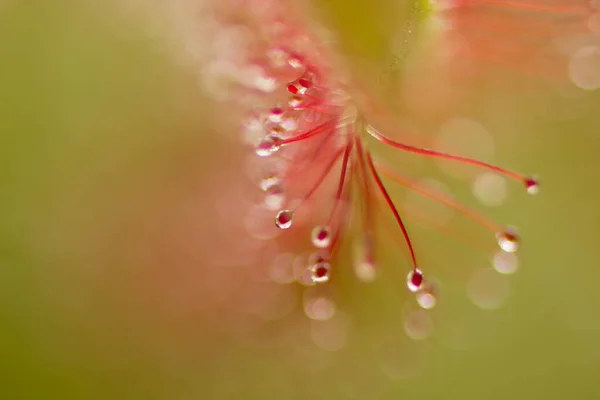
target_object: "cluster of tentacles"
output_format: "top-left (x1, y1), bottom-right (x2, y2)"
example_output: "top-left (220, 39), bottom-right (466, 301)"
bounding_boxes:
top-left (239, 36), bottom-right (539, 307)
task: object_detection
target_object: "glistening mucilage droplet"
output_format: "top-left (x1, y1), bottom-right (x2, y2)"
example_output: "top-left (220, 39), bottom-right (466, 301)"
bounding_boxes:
top-left (259, 175), bottom-right (281, 192)
top-left (407, 269), bottom-right (424, 293)
top-left (267, 107), bottom-right (285, 123)
top-left (496, 227), bottom-right (520, 253)
top-left (264, 184), bottom-right (285, 210)
top-left (275, 209), bottom-right (293, 229)
top-left (255, 135), bottom-right (282, 157)
top-left (525, 177), bottom-right (540, 195)
top-left (310, 260), bottom-right (331, 284)
top-left (311, 226), bottom-right (332, 249)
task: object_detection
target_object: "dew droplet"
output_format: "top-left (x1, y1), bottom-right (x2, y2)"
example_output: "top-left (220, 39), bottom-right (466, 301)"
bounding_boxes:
top-left (259, 175), bottom-right (281, 191)
top-left (268, 124), bottom-right (285, 137)
top-left (264, 184), bottom-right (285, 210)
top-left (308, 251), bottom-right (329, 266)
top-left (298, 78), bottom-right (313, 90)
top-left (525, 177), bottom-right (540, 195)
top-left (311, 226), bottom-right (332, 248)
top-left (287, 79), bottom-right (309, 95)
top-left (255, 135), bottom-right (282, 157)
top-left (496, 227), bottom-right (519, 253)
top-left (416, 283), bottom-right (437, 310)
top-left (310, 261), bottom-right (331, 283)
top-left (288, 53), bottom-right (305, 69)
top-left (407, 268), bottom-right (424, 292)
top-left (275, 209), bottom-right (294, 229)
top-left (288, 94), bottom-right (304, 109)
top-left (267, 107), bottom-right (285, 123)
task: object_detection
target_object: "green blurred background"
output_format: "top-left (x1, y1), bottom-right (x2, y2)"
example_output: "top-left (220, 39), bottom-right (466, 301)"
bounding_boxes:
top-left (2, 0), bottom-right (600, 399)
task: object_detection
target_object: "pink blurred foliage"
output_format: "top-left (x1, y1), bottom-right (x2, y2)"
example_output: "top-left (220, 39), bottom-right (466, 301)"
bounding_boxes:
top-left (402, 0), bottom-right (598, 118)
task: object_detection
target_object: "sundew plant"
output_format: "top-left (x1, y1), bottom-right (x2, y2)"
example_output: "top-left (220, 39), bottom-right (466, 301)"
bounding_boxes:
top-left (124, 0), bottom-right (599, 345)
top-left (2, 0), bottom-right (600, 399)
top-left (158, 0), bottom-right (590, 312)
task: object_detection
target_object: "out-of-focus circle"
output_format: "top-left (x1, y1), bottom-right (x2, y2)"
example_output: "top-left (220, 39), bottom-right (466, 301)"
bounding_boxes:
top-left (354, 258), bottom-right (378, 283)
top-left (403, 309), bottom-right (434, 340)
top-left (434, 118), bottom-right (495, 180)
top-left (269, 252), bottom-right (296, 284)
top-left (569, 45), bottom-right (600, 91)
top-left (416, 283), bottom-right (438, 310)
top-left (258, 285), bottom-right (297, 321)
top-left (588, 12), bottom-right (600, 34)
top-left (310, 312), bottom-right (350, 351)
top-left (303, 295), bottom-right (336, 321)
top-left (380, 342), bottom-right (427, 381)
top-left (467, 268), bottom-right (510, 310)
top-left (492, 250), bottom-right (519, 275)
top-left (472, 172), bottom-right (507, 207)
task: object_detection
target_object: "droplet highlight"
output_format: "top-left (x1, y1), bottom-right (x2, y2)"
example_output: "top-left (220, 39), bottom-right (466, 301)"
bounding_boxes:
top-left (496, 227), bottom-right (519, 253)
top-left (525, 177), bottom-right (540, 195)
top-left (264, 184), bottom-right (285, 210)
top-left (259, 174), bottom-right (281, 191)
top-left (311, 226), bottom-right (332, 248)
top-left (310, 260), bottom-right (331, 284)
top-left (288, 54), bottom-right (305, 69)
top-left (288, 94), bottom-right (304, 109)
top-left (267, 107), bottom-right (285, 123)
top-left (275, 209), bottom-right (294, 229)
top-left (407, 268), bottom-right (424, 292)
top-left (255, 135), bottom-right (282, 157)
